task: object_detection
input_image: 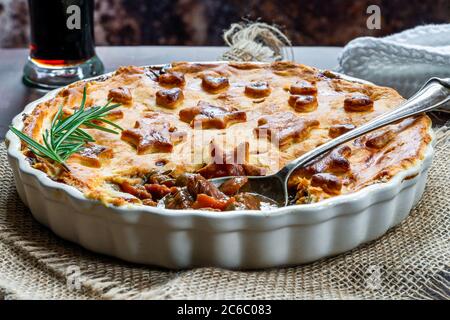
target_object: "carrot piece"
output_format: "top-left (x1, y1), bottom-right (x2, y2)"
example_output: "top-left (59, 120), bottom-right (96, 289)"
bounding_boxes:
top-left (192, 194), bottom-right (234, 211)
top-left (119, 181), bottom-right (152, 200)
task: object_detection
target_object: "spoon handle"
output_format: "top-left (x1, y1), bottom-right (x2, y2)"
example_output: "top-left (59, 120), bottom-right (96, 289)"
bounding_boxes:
top-left (280, 77), bottom-right (450, 179)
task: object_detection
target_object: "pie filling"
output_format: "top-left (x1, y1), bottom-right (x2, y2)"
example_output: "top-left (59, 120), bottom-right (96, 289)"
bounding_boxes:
top-left (19, 61), bottom-right (432, 211)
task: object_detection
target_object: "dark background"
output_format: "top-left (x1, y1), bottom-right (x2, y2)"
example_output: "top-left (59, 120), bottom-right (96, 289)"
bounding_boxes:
top-left (0, 0), bottom-right (448, 48)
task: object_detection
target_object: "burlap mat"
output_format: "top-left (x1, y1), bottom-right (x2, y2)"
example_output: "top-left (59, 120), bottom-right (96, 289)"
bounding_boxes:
top-left (1, 131), bottom-right (449, 299)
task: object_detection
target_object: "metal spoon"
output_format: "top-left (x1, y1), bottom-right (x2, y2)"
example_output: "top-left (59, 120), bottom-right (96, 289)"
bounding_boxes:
top-left (210, 77), bottom-right (450, 206)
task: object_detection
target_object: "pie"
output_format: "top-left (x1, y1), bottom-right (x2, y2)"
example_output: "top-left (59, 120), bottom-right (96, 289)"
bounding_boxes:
top-left (19, 61), bottom-right (432, 211)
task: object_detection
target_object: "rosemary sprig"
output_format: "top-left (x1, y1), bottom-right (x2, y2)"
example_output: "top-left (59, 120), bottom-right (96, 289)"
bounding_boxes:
top-left (10, 87), bottom-right (123, 171)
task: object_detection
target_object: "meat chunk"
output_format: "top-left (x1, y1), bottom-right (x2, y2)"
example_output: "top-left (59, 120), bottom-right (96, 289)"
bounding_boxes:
top-left (310, 173), bottom-right (342, 195)
top-left (179, 101), bottom-right (246, 129)
top-left (202, 75), bottom-right (230, 93)
top-left (164, 187), bottom-right (194, 209)
top-left (108, 87), bottom-right (132, 105)
top-left (172, 174), bottom-right (238, 211)
top-left (68, 143), bottom-right (113, 168)
top-left (165, 173), bottom-right (276, 211)
top-left (176, 173), bottom-right (226, 200)
top-left (242, 164), bottom-right (266, 176)
top-left (344, 93), bottom-right (373, 112)
top-left (158, 71), bottom-right (186, 88)
top-left (219, 176), bottom-right (249, 196)
top-left (288, 95), bottom-right (318, 112)
top-left (289, 80), bottom-right (317, 95)
top-left (147, 173), bottom-right (176, 187)
top-left (121, 113), bottom-right (186, 154)
top-left (328, 123), bottom-right (356, 138)
top-left (144, 183), bottom-right (171, 200)
top-left (156, 88), bottom-right (184, 109)
top-left (245, 81), bottom-right (271, 98)
top-left (254, 112), bottom-right (319, 149)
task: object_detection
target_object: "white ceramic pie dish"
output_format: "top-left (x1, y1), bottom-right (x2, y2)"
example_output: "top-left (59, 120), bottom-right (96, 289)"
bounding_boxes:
top-left (5, 64), bottom-right (435, 269)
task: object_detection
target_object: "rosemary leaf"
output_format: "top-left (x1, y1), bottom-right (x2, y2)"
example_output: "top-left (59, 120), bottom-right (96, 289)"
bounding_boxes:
top-left (10, 86), bottom-right (123, 169)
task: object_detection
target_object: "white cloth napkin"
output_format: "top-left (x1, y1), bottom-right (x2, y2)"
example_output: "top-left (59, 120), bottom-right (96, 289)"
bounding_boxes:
top-left (337, 24), bottom-right (450, 97)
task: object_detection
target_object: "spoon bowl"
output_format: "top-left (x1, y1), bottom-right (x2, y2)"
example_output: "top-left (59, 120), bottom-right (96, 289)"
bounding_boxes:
top-left (211, 174), bottom-right (287, 206)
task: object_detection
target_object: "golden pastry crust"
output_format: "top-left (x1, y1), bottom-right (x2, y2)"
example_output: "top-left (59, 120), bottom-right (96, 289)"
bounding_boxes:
top-left (20, 62), bottom-right (432, 208)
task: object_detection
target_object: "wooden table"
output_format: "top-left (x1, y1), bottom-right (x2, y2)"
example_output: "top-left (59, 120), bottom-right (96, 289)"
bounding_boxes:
top-left (0, 46), bottom-right (342, 139)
